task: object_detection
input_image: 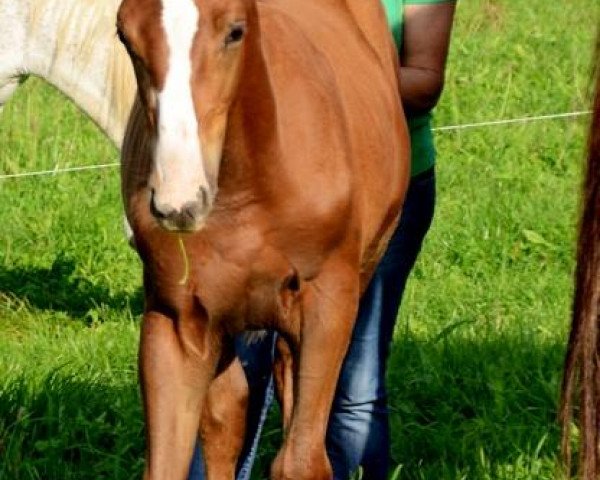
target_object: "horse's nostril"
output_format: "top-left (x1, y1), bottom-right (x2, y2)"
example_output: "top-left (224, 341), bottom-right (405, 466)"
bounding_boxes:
top-left (198, 186), bottom-right (211, 210)
top-left (181, 200), bottom-right (204, 222)
top-left (150, 187), bottom-right (213, 231)
top-left (150, 189), bottom-right (174, 220)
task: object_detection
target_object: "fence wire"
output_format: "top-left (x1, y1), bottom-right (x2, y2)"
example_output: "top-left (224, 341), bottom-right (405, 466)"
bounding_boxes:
top-left (0, 110), bottom-right (591, 180)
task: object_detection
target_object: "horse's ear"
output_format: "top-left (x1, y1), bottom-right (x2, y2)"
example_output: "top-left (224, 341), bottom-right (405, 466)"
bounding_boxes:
top-left (115, 0), bottom-right (127, 27)
top-left (115, 1), bottom-right (131, 42)
top-left (115, 0), bottom-right (143, 40)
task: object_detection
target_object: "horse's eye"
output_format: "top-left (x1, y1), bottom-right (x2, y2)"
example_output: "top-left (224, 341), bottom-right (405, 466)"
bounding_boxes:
top-left (225, 23), bottom-right (245, 46)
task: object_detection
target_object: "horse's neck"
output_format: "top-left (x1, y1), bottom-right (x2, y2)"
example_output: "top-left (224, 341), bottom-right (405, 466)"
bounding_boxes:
top-left (20, 0), bottom-right (135, 147)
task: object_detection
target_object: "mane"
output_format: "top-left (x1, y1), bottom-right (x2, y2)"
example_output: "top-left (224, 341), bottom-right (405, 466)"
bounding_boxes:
top-left (105, 24), bottom-right (137, 135)
top-left (29, 0), bottom-right (122, 56)
top-left (560, 31), bottom-right (600, 479)
top-left (28, 0), bottom-right (135, 144)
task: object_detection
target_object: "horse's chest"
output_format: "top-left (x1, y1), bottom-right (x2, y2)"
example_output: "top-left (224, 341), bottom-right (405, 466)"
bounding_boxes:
top-left (140, 219), bottom-right (300, 333)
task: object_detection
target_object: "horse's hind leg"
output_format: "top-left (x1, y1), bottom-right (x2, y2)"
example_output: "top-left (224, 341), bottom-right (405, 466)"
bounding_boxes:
top-left (273, 335), bottom-right (294, 435)
top-left (272, 265), bottom-right (359, 480)
top-left (200, 354), bottom-right (248, 480)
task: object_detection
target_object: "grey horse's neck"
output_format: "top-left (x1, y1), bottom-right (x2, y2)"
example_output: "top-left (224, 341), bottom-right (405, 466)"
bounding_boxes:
top-left (0, 0), bottom-right (136, 147)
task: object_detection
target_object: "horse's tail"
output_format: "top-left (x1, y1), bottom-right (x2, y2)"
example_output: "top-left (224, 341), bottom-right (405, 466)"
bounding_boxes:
top-left (559, 32), bottom-right (600, 479)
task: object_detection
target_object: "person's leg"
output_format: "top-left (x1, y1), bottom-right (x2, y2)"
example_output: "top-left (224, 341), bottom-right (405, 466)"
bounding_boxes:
top-left (188, 441), bottom-right (204, 478)
top-left (187, 331), bottom-right (276, 480)
top-left (326, 168), bottom-right (436, 480)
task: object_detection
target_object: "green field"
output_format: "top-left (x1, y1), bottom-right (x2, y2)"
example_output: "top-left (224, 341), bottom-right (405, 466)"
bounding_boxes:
top-left (1, 1), bottom-right (598, 478)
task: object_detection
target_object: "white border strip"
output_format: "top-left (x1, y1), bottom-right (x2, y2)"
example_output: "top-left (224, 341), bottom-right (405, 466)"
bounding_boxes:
top-left (0, 110), bottom-right (592, 180)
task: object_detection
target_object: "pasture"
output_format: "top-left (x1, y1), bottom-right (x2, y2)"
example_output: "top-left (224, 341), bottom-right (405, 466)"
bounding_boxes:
top-left (0, 0), bottom-right (598, 478)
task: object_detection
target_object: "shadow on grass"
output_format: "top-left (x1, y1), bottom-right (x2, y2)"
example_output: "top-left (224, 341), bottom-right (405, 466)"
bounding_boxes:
top-left (383, 331), bottom-right (565, 479)
top-left (0, 254), bottom-right (143, 321)
top-left (0, 370), bottom-right (145, 480)
top-left (254, 333), bottom-right (566, 479)
top-left (0, 327), bottom-right (567, 480)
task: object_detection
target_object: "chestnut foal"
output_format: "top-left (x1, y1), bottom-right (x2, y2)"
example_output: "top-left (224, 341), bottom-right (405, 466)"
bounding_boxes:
top-left (117, 0), bottom-right (409, 478)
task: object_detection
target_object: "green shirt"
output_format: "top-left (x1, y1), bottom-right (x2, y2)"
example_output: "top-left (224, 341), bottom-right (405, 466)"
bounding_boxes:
top-left (382, 0), bottom-right (450, 176)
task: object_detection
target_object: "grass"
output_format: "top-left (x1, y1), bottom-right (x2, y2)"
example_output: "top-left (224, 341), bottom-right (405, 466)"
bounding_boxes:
top-left (1, 0), bottom-right (599, 478)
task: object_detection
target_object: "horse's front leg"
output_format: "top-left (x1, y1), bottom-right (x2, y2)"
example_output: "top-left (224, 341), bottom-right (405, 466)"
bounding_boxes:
top-left (272, 266), bottom-right (359, 480)
top-left (140, 310), bottom-right (221, 480)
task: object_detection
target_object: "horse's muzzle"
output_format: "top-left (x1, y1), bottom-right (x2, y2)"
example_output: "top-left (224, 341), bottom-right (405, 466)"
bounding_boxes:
top-left (150, 187), bottom-right (211, 232)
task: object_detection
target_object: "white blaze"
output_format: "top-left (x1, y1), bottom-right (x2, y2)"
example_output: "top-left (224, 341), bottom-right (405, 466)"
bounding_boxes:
top-left (155, 0), bottom-right (206, 210)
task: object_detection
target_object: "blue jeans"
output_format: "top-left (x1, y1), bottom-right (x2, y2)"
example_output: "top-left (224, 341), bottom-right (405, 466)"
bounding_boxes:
top-left (188, 168), bottom-right (436, 480)
top-left (327, 167), bottom-right (435, 479)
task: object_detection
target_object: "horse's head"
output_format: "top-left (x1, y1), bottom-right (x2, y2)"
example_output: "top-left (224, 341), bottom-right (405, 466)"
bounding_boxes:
top-left (117, 0), bottom-right (249, 232)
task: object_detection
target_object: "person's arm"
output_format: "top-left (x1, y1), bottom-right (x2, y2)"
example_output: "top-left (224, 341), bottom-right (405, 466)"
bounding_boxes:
top-left (400, 2), bottom-right (456, 117)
